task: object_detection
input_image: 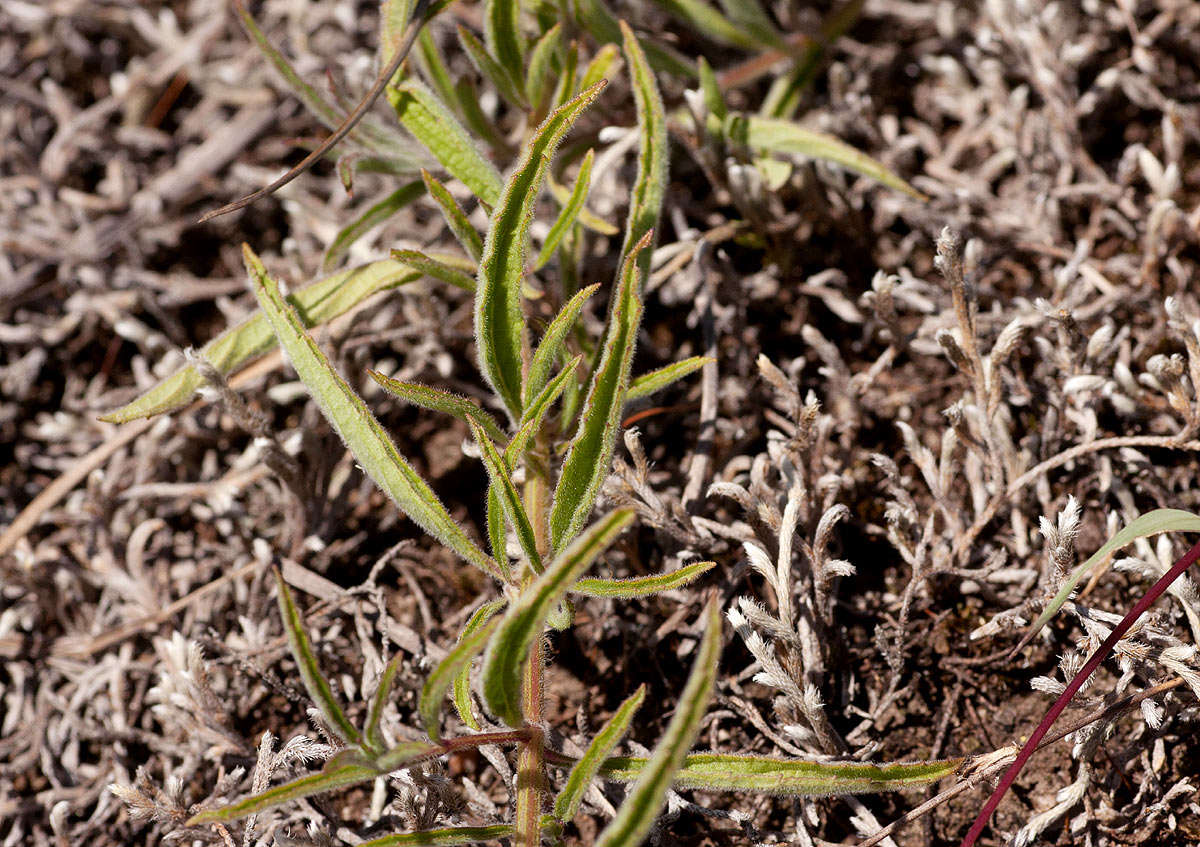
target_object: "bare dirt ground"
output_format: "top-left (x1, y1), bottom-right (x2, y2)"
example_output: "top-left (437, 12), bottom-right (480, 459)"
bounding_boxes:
top-left (3, 1), bottom-right (1200, 845)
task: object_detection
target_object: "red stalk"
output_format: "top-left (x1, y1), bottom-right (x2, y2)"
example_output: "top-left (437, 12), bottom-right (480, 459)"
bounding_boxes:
top-left (960, 538), bottom-right (1200, 847)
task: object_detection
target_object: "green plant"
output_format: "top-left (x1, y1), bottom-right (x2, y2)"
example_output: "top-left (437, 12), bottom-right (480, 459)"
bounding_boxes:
top-left (103, 2), bottom-right (964, 845)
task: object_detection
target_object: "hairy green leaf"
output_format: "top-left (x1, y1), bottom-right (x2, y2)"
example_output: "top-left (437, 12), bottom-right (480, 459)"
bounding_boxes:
top-left (369, 372), bottom-right (506, 444)
top-left (415, 28), bottom-right (462, 115)
top-left (1016, 508), bottom-right (1200, 654)
top-left (458, 25), bottom-right (529, 110)
top-left (324, 180), bottom-right (425, 272)
top-left (573, 561), bottom-right (715, 598)
top-left (549, 233), bottom-right (650, 551)
top-left (618, 21), bottom-right (668, 277)
top-left (593, 601), bottom-right (722, 847)
top-left (547, 174), bottom-right (618, 235)
top-left (388, 80), bottom-right (503, 206)
top-left (512, 356), bottom-right (582, 456)
top-left (525, 285), bottom-right (600, 406)
top-left (421, 170), bottom-right (484, 262)
top-left (717, 0), bottom-right (787, 48)
top-left (570, 0), bottom-right (696, 78)
top-left (453, 600), bottom-right (508, 730)
top-left (578, 43), bottom-right (623, 93)
top-left (365, 654), bottom-right (403, 754)
top-left (696, 56), bottom-right (727, 125)
top-left (187, 742), bottom-right (438, 825)
top-left (243, 246), bottom-right (500, 579)
top-left (726, 114), bottom-right (923, 199)
top-left (484, 0), bottom-right (526, 95)
top-left (534, 150), bottom-right (596, 271)
top-left (482, 509), bottom-right (635, 726)
top-left (475, 82), bottom-right (606, 421)
top-left (599, 753), bottom-right (963, 795)
top-left (359, 826), bottom-right (515, 847)
top-left (101, 259), bottom-right (420, 423)
top-left (627, 356), bottom-right (713, 402)
top-left (649, 0), bottom-right (767, 49)
top-left (275, 571), bottom-right (361, 746)
top-left (526, 23), bottom-right (563, 119)
top-left (470, 419), bottom-right (542, 573)
top-left (420, 602), bottom-right (504, 740)
top-left (553, 685), bottom-right (645, 822)
top-left (391, 248), bottom-right (477, 291)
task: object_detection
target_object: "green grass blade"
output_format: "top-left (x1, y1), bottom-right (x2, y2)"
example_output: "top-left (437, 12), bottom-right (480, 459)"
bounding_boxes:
top-left (101, 259), bottom-right (421, 423)
top-left (475, 82), bottom-right (606, 421)
top-left (391, 248), bottom-right (478, 292)
top-left (534, 149), bottom-right (596, 271)
top-left (274, 571), bottom-right (361, 746)
top-left (421, 169), bottom-right (484, 262)
top-left (453, 599), bottom-right (508, 730)
top-left (598, 753), bottom-right (963, 795)
top-left (420, 602), bottom-right (504, 740)
top-left (627, 356), bottom-right (713, 402)
top-left (457, 25), bottom-right (529, 110)
top-left (470, 420), bottom-right (542, 573)
top-left (593, 601), bottom-right (722, 847)
top-left (525, 285), bottom-right (600, 406)
top-left (553, 685), bottom-right (646, 822)
top-left (242, 246), bottom-right (501, 580)
top-left (549, 233), bottom-right (650, 551)
top-left (388, 80), bottom-right (504, 206)
top-left (365, 654), bottom-right (403, 754)
top-left (696, 57), bottom-right (727, 125)
top-left (1015, 508), bottom-right (1200, 654)
top-left (484, 0), bottom-right (526, 96)
top-left (359, 826), bottom-right (515, 847)
top-left (324, 179), bottom-right (425, 272)
top-left (573, 561), bottom-right (715, 599)
top-left (726, 114), bottom-right (924, 199)
top-left (482, 509), bottom-right (635, 726)
top-left (618, 21), bottom-right (668, 278)
top-left (369, 372), bottom-right (507, 445)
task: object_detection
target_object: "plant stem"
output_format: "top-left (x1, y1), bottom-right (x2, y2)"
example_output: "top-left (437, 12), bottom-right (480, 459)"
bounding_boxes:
top-left (514, 637), bottom-right (546, 847)
top-left (960, 537), bottom-right (1200, 847)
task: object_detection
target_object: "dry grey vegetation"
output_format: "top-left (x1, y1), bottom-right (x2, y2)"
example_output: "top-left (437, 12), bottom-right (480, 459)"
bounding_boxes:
top-left (4, 1), bottom-right (1200, 846)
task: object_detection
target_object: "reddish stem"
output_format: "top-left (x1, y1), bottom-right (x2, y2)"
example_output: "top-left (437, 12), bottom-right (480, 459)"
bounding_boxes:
top-left (960, 538), bottom-right (1200, 847)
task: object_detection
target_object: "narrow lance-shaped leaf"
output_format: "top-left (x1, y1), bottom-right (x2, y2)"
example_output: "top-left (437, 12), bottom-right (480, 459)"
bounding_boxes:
top-left (388, 80), bottom-right (504, 206)
top-left (324, 179), bottom-right (425, 272)
top-left (379, 0), bottom-right (416, 67)
top-left (469, 419), bottom-right (542, 573)
top-left (186, 741), bottom-right (439, 826)
top-left (422, 169), bottom-right (484, 262)
top-left (618, 21), bottom-right (668, 278)
top-left (578, 43), bottom-right (622, 93)
top-left (419, 601), bottom-right (504, 740)
top-left (483, 0), bottom-right (525, 95)
top-left (359, 825), bottom-right (515, 847)
top-left (457, 25), bottom-right (529, 110)
top-left (573, 560), bottom-right (715, 599)
top-left (274, 571), bottom-right (361, 747)
top-left (243, 246), bottom-right (501, 580)
top-left (626, 356), bottom-right (713, 402)
top-left (598, 753), bottom-right (963, 796)
top-left (415, 28), bottom-right (462, 116)
top-left (453, 600), bottom-right (507, 730)
top-left (525, 285), bottom-right (600, 406)
top-left (553, 685), bottom-right (646, 822)
top-left (1013, 508), bottom-right (1200, 656)
top-left (726, 114), bottom-right (924, 199)
top-left (550, 233), bottom-right (650, 551)
top-left (649, 0), bottom-right (772, 49)
top-left (475, 82), bottom-right (606, 421)
top-left (696, 56), bottom-right (727, 126)
top-left (534, 149), bottom-right (596, 271)
top-left (593, 601), bottom-right (722, 847)
top-left (482, 509), bottom-right (635, 727)
top-left (717, 0), bottom-right (788, 49)
top-left (365, 654), bottom-right (404, 754)
top-left (101, 259), bottom-right (421, 423)
top-left (369, 372), bottom-right (506, 445)
top-left (512, 356), bottom-right (582, 455)
top-left (392, 248), bottom-right (477, 292)
top-left (526, 22), bottom-right (563, 119)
